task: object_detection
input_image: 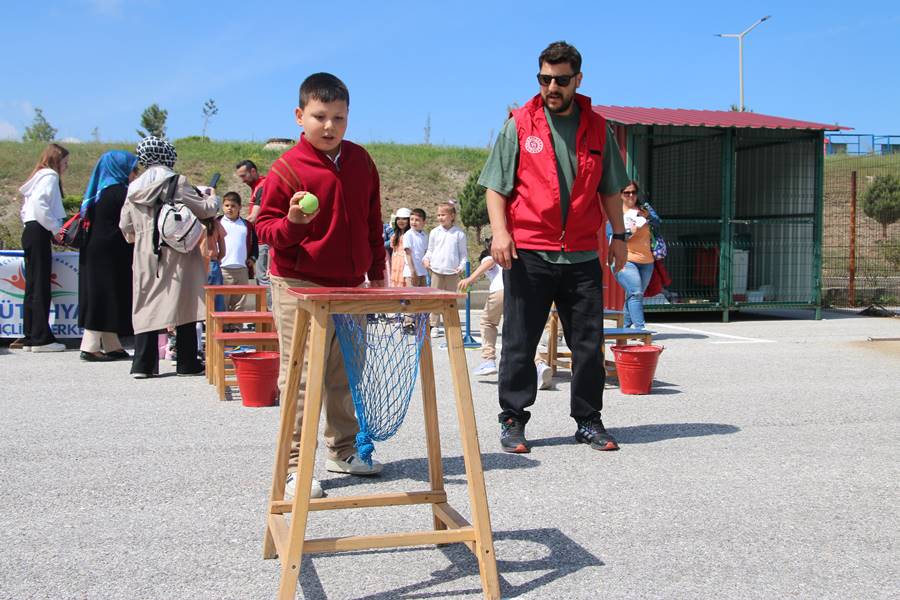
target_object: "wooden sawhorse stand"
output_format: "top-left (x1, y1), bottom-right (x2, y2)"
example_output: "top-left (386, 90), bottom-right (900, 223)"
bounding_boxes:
top-left (262, 287), bottom-right (500, 599)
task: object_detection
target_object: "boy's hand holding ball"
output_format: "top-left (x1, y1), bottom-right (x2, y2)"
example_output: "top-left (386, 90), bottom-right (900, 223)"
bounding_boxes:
top-left (288, 191), bottom-right (320, 224)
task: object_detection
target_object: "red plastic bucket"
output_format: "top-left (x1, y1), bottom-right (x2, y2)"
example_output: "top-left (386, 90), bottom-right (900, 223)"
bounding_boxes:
top-left (230, 351), bottom-right (280, 407)
top-left (611, 345), bottom-right (664, 395)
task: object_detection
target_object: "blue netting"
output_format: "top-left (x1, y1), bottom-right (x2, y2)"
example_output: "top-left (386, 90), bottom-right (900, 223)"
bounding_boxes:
top-left (332, 312), bottom-right (430, 465)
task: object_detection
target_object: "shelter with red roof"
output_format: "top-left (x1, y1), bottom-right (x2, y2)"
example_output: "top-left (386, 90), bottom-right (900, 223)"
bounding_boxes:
top-left (594, 106), bottom-right (845, 320)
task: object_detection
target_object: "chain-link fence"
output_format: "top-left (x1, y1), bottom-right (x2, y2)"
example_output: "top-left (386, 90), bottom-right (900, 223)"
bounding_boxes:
top-left (823, 134), bottom-right (900, 307)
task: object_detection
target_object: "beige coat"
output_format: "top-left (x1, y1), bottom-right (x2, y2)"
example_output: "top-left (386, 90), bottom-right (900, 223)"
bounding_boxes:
top-left (119, 165), bottom-right (219, 334)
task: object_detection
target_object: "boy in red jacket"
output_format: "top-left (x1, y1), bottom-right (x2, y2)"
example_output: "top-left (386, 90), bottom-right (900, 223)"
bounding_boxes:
top-left (255, 72), bottom-right (386, 499)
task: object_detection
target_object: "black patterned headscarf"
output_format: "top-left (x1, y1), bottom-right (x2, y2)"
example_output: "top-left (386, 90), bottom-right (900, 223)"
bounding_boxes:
top-left (136, 136), bottom-right (177, 168)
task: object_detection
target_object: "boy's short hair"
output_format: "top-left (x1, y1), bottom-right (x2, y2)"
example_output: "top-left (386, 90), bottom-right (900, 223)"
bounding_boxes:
top-left (411, 208), bottom-right (426, 220)
top-left (223, 191), bottom-right (242, 205)
top-left (299, 72), bottom-right (350, 109)
top-left (235, 159), bottom-right (258, 171)
top-left (539, 41), bottom-right (582, 74)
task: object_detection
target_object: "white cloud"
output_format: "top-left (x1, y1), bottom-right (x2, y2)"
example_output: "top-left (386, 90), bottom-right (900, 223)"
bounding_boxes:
top-left (60, 137), bottom-right (84, 144)
top-left (0, 120), bottom-right (18, 140)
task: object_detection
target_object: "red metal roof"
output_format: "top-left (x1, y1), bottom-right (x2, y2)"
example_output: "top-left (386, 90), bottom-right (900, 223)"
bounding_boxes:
top-left (593, 105), bottom-right (850, 131)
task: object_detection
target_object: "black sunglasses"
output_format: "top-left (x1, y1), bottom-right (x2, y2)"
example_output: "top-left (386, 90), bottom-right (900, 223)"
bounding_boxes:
top-left (537, 73), bottom-right (577, 87)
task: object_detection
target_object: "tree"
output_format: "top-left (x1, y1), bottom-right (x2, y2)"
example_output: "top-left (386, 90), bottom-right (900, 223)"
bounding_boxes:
top-left (91, 126), bottom-right (100, 143)
top-left (201, 98), bottom-right (218, 139)
top-left (458, 170), bottom-right (489, 243)
top-left (862, 174), bottom-right (900, 238)
top-left (137, 103), bottom-right (168, 138)
top-left (22, 108), bottom-right (57, 142)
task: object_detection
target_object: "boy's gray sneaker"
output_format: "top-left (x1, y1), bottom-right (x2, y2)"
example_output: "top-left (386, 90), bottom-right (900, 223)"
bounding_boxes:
top-left (473, 360), bottom-right (497, 376)
top-left (325, 452), bottom-right (383, 475)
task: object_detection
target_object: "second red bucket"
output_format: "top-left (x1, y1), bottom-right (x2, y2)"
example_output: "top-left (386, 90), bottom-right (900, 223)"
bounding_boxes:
top-left (230, 351), bottom-right (280, 407)
top-left (611, 345), bottom-right (664, 395)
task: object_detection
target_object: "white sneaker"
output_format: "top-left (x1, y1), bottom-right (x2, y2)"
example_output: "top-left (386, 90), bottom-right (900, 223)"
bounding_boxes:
top-left (473, 360), bottom-right (498, 376)
top-left (325, 452), bottom-right (383, 476)
top-left (284, 472), bottom-right (324, 499)
top-left (536, 361), bottom-right (553, 390)
top-left (30, 342), bottom-right (66, 352)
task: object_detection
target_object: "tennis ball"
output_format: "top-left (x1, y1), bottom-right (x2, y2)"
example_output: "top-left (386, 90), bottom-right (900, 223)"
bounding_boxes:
top-left (299, 192), bottom-right (319, 214)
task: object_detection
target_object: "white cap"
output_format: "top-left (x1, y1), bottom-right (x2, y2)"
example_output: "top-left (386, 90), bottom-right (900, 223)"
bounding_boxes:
top-left (395, 207), bottom-right (412, 218)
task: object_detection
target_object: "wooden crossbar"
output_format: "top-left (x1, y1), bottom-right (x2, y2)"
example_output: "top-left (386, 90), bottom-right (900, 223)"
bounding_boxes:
top-left (269, 490), bottom-right (447, 514)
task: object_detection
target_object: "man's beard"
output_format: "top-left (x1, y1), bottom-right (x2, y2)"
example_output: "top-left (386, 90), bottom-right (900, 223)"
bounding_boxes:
top-left (544, 92), bottom-right (573, 114)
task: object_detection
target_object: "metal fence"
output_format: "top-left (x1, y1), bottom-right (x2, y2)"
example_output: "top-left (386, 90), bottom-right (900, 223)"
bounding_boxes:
top-left (626, 125), bottom-right (822, 317)
top-left (823, 134), bottom-right (900, 307)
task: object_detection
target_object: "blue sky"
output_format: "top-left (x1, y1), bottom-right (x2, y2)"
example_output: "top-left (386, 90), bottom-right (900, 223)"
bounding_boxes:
top-left (1, 0), bottom-right (898, 146)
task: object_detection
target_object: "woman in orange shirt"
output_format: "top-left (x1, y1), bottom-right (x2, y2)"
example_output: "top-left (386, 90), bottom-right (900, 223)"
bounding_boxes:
top-left (613, 181), bottom-right (657, 329)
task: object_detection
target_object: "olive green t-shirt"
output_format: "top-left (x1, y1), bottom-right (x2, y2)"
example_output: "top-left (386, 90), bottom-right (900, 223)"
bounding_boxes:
top-left (478, 105), bottom-right (629, 264)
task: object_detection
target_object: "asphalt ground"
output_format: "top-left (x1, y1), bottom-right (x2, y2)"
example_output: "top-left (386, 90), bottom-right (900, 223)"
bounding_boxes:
top-left (1, 309), bottom-right (898, 599)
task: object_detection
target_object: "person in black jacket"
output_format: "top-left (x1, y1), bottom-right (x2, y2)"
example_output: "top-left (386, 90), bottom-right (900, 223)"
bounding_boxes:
top-left (78, 150), bottom-right (139, 361)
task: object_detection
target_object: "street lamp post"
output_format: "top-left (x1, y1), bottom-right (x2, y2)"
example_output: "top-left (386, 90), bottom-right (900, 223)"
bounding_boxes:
top-left (716, 15), bottom-right (771, 111)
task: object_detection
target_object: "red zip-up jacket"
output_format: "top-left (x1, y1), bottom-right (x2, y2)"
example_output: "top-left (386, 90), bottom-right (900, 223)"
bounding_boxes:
top-left (507, 93), bottom-right (606, 251)
top-left (255, 135), bottom-right (386, 286)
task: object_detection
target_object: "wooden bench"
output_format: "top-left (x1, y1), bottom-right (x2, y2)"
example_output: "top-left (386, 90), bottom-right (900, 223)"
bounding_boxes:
top-left (204, 284), bottom-right (269, 383)
top-left (208, 310), bottom-right (275, 389)
top-left (546, 308), bottom-right (627, 375)
top-left (212, 330), bottom-right (279, 401)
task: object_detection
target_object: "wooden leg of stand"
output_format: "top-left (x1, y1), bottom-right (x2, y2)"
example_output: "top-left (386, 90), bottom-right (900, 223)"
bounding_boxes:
top-left (263, 305), bottom-right (310, 559)
top-left (205, 290), bottom-right (213, 384)
top-left (278, 305), bottom-right (330, 600)
top-left (419, 333), bottom-right (446, 533)
top-left (548, 310), bottom-right (558, 376)
top-left (443, 307), bottom-right (500, 600)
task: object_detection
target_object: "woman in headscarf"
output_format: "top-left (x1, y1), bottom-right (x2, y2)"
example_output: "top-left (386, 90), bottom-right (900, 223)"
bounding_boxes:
top-left (17, 143), bottom-right (69, 353)
top-left (78, 150), bottom-right (139, 361)
top-left (120, 137), bottom-right (219, 378)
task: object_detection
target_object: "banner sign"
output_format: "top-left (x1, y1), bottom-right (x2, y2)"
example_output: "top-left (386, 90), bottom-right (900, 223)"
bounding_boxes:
top-left (0, 250), bottom-right (82, 339)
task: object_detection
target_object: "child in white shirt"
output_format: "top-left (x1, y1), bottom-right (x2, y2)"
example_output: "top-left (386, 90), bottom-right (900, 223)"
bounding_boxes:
top-left (458, 237), bottom-right (503, 376)
top-left (422, 200), bottom-right (467, 336)
top-left (403, 208), bottom-right (428, 286)
top-left (217, 192), bottom-right (259, 311)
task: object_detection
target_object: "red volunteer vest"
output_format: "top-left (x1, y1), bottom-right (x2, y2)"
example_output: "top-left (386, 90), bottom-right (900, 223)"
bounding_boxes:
top-left (507, 93), bottom-right (606, 251)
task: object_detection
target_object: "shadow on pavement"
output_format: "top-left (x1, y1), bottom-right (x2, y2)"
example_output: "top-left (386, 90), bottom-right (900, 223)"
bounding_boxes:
top-left (298, 527), bottom-right (603, 600)
top-left (322, 453), bottom-right (540, 492)
top-left (531, 422), bottom-right (739, 448)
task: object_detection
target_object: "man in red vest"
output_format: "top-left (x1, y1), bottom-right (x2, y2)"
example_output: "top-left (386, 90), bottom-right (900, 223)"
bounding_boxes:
top-left (480, 41), bottom-right (629, 454)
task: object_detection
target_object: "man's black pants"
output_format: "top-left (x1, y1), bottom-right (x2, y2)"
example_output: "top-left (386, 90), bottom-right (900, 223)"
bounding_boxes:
top-left (498, 250), bottom-right (605, 424)
top-left (21, 221), bottom-right (57, 346)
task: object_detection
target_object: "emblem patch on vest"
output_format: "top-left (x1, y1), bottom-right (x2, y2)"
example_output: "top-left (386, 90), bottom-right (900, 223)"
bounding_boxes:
top-left (524, 135), bottom-right (544, 154)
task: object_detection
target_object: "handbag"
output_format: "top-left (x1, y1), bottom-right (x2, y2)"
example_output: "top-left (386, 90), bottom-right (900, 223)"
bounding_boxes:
top-left (59, 213), bottom-right (89, 248)
top-left (650, 232), bottom-right (668, 260)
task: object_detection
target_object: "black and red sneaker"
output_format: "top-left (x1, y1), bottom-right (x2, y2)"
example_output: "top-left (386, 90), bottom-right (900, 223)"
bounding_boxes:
top-left (500, 417), bottom-right (530, 453)
top-left (575, 418), bottom-right (619, 451)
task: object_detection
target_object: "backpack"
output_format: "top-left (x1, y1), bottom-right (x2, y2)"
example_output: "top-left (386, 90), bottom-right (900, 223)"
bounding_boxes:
top-left (154, 175), bottom-right (203, 254)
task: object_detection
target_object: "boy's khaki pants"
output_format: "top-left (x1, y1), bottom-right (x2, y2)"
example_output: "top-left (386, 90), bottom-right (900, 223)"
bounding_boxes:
top-left (270, 274), bottom-right (358, 472)
top-left (429, 271), bottom-right (459, 327)
top-left (480, 289), bottom-right (503, 361)
top-left (221, 265), bottom-right (249, 311)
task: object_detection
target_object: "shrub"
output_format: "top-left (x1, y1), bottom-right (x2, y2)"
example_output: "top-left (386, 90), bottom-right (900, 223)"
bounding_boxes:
top-left (862, 174), bottom-right (900, 238)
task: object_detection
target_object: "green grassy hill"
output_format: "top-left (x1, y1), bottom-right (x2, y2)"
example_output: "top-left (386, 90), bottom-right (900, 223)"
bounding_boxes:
top-left (0, 140), bottom-right (489, 250)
